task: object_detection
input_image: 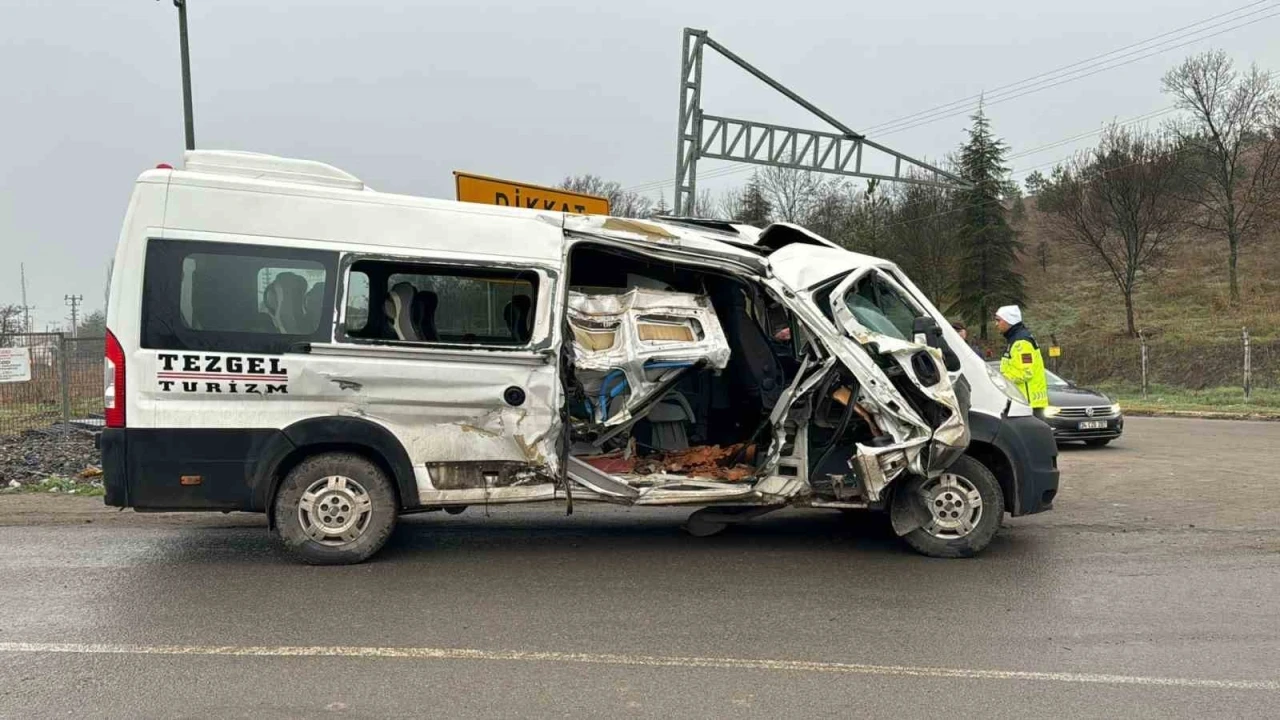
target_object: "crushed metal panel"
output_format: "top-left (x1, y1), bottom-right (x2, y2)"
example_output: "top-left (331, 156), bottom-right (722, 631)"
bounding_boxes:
top-left (425, 461), bottom-right (547, 490)
top-left (568, 288), bottom-right (729, 429)
top-left (599, 217), bottom-right (679, 240)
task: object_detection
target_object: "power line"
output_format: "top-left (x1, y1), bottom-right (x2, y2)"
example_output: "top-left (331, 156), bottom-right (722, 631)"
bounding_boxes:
top-left (862, 0), bottom-right (1274, 134)
top-left (873, 8), bottom-right (1280, 138)
top-left (1007, 68), bottom-right (1279, 174)
top-left (622, 3), bottom-right (1279, 196)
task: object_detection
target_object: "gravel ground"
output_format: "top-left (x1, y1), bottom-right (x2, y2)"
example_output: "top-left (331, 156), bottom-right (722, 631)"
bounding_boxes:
top-left (0, 427), bottom-right (101, 487)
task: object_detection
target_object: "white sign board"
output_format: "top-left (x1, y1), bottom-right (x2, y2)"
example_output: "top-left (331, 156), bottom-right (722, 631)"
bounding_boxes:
top-left (0, 347), bottom-right (33, 383)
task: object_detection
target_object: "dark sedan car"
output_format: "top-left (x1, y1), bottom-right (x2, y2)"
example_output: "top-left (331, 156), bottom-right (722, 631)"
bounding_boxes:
top-left (987, 362), bottom-right (1123, 446)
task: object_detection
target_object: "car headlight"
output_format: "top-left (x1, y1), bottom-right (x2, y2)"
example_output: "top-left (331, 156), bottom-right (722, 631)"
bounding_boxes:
top-left (985, 363), bottom-right (1030, 407)
top-left (1110, 403), bottom-right (1121, 416)
top-left (1041, 406), bottom-right (1061, 418)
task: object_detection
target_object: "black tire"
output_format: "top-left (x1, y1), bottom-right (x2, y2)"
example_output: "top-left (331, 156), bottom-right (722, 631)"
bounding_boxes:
top-left (1084, 438), bottom-right (1112, 447)
top-left (273, 452), bottom-right (398, 565)
top-left (895, 454), bottom-right (1003, 559)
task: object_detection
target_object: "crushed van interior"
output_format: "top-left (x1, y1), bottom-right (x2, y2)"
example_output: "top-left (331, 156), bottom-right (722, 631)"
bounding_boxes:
top-left (559, 238), bottom-right (964, 523)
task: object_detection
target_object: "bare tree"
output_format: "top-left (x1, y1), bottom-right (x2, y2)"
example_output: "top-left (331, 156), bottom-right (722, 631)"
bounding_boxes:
top-left (0, 305), bottom-right (22, 347)
top-left (77, 310), bottom-right (106, 337)
top-left (1162, 50), bottom-right (1280, 302)
top-left (717, 187), bottom-right (745, 222)
top-left (847, 180), bottom-right (895, 258)
top-left (758, 167), bottom-right (824, 223)
top-left (889, 180), bottom-right (959, 306)
top-left (719, 171), bottom-right (772, 226)
top-left (1038, 126), bottom-right (1188, 336)
top-left (803, 180), bottom-right (856, 245)
top-left (559, 174), bottom-right (655, 218)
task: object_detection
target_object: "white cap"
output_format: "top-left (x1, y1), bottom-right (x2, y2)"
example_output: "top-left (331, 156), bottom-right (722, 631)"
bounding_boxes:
top-left (995, 305), bottom-right (1022, 325)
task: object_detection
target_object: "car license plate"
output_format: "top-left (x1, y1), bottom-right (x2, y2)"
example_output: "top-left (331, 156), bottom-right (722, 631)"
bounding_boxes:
top-left (1079, 420), bottom-right (1108, 430)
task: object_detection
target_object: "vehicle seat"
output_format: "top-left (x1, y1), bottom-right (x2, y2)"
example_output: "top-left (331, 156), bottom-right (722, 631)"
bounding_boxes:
top-left (711, 285), bottom-right (784, 410)
top-left (414, 290), bottom-right (439, 341)
top-left (263, 272), bottom-right (310, 334)
top-left (647, 392), bottom-right (696, 451)
top-left (384, 282), bottom-right (422, 341)
top-left (503, 294), bottom-right (533, 342)
top-left (305, 281), bottom-right (326, 328)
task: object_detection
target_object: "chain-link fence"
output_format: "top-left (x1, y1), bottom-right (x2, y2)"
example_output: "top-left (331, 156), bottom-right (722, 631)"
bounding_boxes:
top-left (976, 329), bottom-right (1277, 396)
top-left (0, 333), bottom-right (104, 437)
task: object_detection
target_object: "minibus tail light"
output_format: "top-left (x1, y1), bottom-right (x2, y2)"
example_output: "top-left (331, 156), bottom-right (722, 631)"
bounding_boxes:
top-left (105, 329), bottom-right (125, 428)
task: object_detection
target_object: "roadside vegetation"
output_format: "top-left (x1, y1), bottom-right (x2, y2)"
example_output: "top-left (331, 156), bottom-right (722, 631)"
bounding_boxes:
top-left (1, 475), bottom-right (104, 496)
top-left (1098, 383), bottom-right (1280, 419)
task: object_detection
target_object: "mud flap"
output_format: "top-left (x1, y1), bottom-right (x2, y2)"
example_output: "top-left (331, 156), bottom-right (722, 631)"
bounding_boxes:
top-left (888, 474), bottom-right (930, 537)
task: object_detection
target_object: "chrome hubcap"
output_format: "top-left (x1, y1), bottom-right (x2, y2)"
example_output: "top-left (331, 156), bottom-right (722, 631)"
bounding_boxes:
top-left (920, 473), bottom-right (983, 539)
top-left (297, 475), bottom-right (373, 546)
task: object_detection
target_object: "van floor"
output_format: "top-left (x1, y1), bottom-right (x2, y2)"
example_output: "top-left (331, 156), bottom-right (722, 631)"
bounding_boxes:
top-left (576, 443), bottom-right (758, 483)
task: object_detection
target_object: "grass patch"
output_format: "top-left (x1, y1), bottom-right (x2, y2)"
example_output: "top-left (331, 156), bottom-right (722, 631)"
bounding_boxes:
top-left (1093, 382), bottom-right (1280, 418)
top-left (1, 476), bottom-right (105, 496)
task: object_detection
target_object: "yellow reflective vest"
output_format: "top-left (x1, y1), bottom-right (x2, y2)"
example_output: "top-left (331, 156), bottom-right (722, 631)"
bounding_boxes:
top-left (1000, 326), bottom-right (1049, 409)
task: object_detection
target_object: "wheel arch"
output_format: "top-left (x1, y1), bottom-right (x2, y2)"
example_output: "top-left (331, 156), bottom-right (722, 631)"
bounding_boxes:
top-left (252, 416), bottom-right (419, 525)
top-left (964, 410), bottom-right (1019, 514)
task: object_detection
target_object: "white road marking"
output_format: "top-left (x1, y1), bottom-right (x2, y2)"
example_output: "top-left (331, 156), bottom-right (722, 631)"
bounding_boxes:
top-left (0, 641), bottom-right (1275, 691)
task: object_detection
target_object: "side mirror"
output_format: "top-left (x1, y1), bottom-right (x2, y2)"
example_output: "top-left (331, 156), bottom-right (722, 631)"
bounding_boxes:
top-left (912, 316), bottom-right (940, 341)
top-left (911, 316), bottom-right (961, 372)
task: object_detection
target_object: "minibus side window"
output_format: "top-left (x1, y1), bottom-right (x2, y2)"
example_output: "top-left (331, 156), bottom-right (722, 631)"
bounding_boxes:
top-left (340, 260), bottom-right (538, 347)
top-left (142, 238), bottom-right (337, 354)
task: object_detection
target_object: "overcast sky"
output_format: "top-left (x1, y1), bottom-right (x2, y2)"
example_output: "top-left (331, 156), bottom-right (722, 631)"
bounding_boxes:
top-left (3, 0), bottom-right (1279, 330)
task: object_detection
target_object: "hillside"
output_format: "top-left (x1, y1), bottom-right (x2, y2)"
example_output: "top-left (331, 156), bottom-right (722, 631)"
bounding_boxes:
top-left (1009, 202), bottom-right (1280, 391)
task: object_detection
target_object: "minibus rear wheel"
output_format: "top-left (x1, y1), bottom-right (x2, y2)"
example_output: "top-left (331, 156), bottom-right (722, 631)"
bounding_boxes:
top-left (273, 452), bottom-right (398, 565)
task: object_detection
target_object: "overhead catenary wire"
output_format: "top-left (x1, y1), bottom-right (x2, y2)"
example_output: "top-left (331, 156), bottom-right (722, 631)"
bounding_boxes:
top-left (620, 3), bottom-right (1279, 197)
top-left (861, 0), bottom-right (1273, 134)
top-left (872, 7), bottom-right (1280, 138)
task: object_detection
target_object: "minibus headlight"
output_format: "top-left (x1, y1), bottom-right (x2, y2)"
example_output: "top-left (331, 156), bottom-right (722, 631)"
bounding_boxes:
top-left (985, 364), bottom-right (1030, 407)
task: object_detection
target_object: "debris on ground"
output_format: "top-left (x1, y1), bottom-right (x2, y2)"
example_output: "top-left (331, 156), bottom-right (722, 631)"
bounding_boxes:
top-left (0, 427), bottom-right (102, 488)
top-left (581, 443), bottom-right (756, 482)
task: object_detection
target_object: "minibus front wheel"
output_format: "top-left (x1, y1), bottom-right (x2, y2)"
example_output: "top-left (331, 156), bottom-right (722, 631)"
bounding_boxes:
top-left (273, 452), bottom-right (398, 565)
top-left (891, 455), bottom-right (1003, 559)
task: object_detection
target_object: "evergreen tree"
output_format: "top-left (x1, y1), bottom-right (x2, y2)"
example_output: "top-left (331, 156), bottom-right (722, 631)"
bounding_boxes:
top-left (738, 171), bottom-right (773, 226)
top-left (951, 106), bottom-right (1024, 340)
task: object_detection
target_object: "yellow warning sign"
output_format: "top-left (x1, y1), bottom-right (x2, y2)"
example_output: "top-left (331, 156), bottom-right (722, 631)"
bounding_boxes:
top-left (1049, 346), bottom-right (1062, 358)
top-left (454, 172), bottom-right (610, 215)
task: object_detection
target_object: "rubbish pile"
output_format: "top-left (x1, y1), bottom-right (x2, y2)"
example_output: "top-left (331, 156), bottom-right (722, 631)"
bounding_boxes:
top-left (0, 426), bottom-right (101, 487)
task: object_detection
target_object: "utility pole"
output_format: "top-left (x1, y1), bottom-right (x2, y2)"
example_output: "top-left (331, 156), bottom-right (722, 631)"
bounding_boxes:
top-left (161, 0), bottom-right (196, 150)
top-left (65, 295), bottom-right (83, 338)
top-left (20, 263), bottom-right (32, 333)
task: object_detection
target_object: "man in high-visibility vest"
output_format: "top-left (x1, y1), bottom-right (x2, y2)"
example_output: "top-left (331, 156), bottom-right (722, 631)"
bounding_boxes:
top-left (995, 305), bottom-right (1048, 410)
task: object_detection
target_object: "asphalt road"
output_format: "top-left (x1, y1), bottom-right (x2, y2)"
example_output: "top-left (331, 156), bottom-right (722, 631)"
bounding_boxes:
top-left (1, 416), bottom-right (1278, 719)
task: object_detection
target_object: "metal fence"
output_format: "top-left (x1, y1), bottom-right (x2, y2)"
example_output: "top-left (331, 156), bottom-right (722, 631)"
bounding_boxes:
top-left (0, 333), bottom-right (104, 437)
top-left (977, 328), bottom-right (1276, 397)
